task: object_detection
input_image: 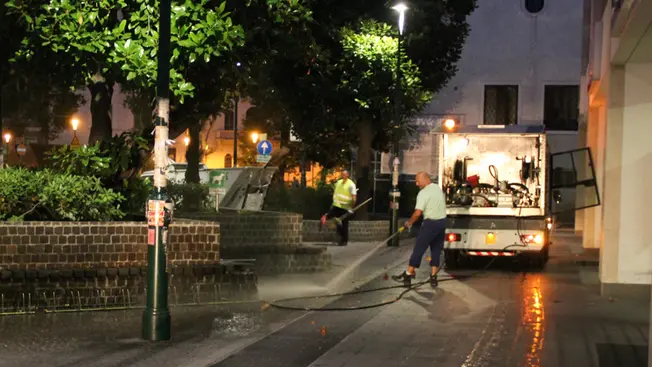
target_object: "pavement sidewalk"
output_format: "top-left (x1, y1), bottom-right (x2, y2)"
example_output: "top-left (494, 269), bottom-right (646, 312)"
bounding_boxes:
top-left (0, 238), bottom-right (417, 367)
top-left (257, 238), bottom-right (415, 302)
top-left (304, 232), bottom-right (649, 367)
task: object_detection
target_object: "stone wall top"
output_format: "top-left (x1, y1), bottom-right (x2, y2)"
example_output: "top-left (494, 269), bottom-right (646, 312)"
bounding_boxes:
top-left (0, 220), bottom-right (220, 270)
top-left (180, 210), bottom-right (302, 248)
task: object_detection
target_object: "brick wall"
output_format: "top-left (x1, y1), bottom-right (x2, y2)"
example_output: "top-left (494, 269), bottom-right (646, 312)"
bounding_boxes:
top-left (181, 210), bottom-right (302, 249)
top-left (0, 220), bottom-right (220, 271)
top-left (302, 220), bottom-right (390, 242)
top-left (179, 211), bottom-right (329, 275)
top-left (0, 220), bottom-right (263, 314)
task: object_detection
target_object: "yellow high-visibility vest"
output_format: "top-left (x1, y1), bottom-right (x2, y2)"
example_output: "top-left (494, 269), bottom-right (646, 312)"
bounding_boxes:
top-left (333, 179), bottom-right (354, 210)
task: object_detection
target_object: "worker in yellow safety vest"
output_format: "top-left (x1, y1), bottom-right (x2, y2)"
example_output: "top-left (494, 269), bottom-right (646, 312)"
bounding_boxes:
top-left (324, 170), bottom-right (357, 246)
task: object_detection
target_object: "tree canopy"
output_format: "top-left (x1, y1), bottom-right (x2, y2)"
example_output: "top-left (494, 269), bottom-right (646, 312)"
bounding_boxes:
top-left (4, 0), bottom-right (476, 192)
top-left (246, 0), bottom-right (476, 166)
top-left (5, 0), bottom-right (310, 143)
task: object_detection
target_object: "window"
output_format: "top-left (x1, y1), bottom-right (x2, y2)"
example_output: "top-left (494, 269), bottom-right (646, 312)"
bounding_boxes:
top-left (483, 85), bottom-right (518, 125)
top-left (525, 0), bottom-right (544, 13)
top-left (224, 110), bottom-right (234, 131)
top-left (543, 85), bottom-right (579, 131)
top-left (224, 154), bottom-right (233, 168)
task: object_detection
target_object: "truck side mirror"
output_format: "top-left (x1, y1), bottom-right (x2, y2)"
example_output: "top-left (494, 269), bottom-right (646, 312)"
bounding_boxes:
top-left (552, 190), bottom-right (562, 204)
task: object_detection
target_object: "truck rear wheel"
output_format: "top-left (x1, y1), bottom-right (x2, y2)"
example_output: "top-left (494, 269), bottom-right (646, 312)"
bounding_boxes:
top-left (521, 246), bottom-right (549, 271)
top-left (444, 250), bottom-right (468, 270)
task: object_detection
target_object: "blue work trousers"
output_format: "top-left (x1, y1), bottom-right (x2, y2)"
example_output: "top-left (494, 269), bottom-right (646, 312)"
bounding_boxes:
top-left (409, 218), bottom-right (447, 268)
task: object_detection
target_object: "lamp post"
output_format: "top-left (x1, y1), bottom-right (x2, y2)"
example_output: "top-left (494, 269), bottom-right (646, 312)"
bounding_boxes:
top-left (389, 3), bottom-right (407, 247)
top-left (233, 62), bottom-right (242, 168)
top-left (142, 0), bottom-right (172, 341)
top-left (71, 118), bottom-right (80, 148)
top-left (2, 133), bottom-right (11, 168)
top-left (183, 136), bottom-right (190, 162)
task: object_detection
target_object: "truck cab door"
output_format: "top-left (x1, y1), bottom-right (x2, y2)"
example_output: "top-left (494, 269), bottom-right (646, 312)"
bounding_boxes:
top-left (549, 147), bottom-right (600, 214)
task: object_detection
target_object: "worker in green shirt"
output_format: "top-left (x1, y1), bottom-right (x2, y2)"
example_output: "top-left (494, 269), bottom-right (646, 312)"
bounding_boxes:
top-left (392, 171), bottom-right (447, 288)
top-left (324, 170), bottom-right (357, 246)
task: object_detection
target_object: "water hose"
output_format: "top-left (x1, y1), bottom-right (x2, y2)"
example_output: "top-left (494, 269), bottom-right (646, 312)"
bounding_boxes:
top-left (263, 229), bottom-right (530, 312)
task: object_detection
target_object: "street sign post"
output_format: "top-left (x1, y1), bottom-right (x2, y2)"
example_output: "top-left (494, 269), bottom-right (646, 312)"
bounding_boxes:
top-left (256, 154), bottom-right (271, 163)
top-left (15, 144), bottom-right (26, 157)
top-left (256, 140), bottom-right (272, 156)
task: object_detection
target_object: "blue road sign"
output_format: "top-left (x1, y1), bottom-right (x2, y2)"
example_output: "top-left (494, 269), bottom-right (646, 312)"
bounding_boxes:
top-left (256, 140), bottom-right (273, 156)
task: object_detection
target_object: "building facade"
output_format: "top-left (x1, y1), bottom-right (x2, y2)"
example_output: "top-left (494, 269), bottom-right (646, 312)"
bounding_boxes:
top-left (579, 0), bottom-right (652, 300)
top-left (387, 0), bottom-right (585, 175)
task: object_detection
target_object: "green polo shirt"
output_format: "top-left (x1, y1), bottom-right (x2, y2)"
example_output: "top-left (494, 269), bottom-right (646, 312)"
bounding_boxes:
top-left (415, 183), bottom-right (446, 220)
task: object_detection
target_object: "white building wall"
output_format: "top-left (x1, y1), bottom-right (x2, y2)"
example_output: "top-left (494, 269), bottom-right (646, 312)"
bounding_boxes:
top-left (426, 0), bottom-right (582, 127)
top-left (394, 0), bottom-right (585, 176)
top-left (610, 63), bottom-right (652, 285)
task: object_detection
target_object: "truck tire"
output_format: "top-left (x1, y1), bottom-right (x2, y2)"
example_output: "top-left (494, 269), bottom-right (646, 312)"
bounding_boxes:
top-left (444, 250), bottom-right (468, 270)
top-left (522, 247), bottom-right (549, 271)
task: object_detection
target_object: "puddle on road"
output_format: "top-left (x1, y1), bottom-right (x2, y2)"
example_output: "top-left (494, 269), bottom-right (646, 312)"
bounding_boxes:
top-left (210, 312), bottom-right (263, 338)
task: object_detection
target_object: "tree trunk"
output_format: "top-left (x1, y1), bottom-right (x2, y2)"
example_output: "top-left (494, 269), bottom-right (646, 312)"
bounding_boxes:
top-left (184, 122), bottom-right (202, 211)
top-left (355, 120), bottom-right (374, 221)
top-left (185, 122), bottom-right (201, 184)
top-left (88, 80), bottom-right (114, 144)
top-left (300, 149), bottom-right (307, 188)
top-left (277, 121), bottom-right (290, 184)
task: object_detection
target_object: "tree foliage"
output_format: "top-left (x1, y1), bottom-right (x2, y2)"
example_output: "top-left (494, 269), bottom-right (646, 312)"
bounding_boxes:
top-left (6, 0), bottom-right (245, 102)
top-left (246, 0), bottom-right (476, 167)
top-left (45, 132), bottom-right (151, 215)
top-left (0, 167), bottom-right (125, 221)
top-left (1, 3), bottom-right (82, 143)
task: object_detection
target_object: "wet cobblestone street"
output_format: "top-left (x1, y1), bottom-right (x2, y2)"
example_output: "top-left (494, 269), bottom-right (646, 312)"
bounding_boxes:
top-left (0, 234), bottom-right (648, 367)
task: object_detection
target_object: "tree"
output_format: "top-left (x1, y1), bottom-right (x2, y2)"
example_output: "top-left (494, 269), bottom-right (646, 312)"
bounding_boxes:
top-left (6, 0), bottom-right (247, 143)
top-left (246, 0), bottom-right (476, 218)
top-left (1, 64), bottom-right (83, 144)
top-left (1, 3), bottom-right (83, 148)
top-left (337, 21), bottom-right (432, 218)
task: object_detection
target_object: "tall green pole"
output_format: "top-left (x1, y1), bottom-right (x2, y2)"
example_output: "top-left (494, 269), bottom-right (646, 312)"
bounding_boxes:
top-left (142, 0), bottom-right (172, 341)
top-left (389, 26), bottom-right (403, 247)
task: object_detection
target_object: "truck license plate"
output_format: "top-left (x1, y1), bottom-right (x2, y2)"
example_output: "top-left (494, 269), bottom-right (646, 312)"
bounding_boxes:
top-left (485, 232), bottom-right (496, 245)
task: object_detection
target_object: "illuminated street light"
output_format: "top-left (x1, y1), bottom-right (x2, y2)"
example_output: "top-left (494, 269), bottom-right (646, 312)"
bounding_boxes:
top-left (1, 132), bottom-right (10, 168)
top-left (184, 136), bottom-right (190, 147)
top-left (444, 118), bottom-right (456, 130)
top-left (389, 2), bottom-right (409, 247)
top-left (70, 118), bottom-right (81, 147)
top-left (392, 3), bottom-right (408, 35)
top-left (251, 132), bottom-right (259, 144)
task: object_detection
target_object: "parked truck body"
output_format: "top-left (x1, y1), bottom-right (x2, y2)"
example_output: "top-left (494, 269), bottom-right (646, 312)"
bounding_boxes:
top-left (429, 122), bottom-right (591, 269)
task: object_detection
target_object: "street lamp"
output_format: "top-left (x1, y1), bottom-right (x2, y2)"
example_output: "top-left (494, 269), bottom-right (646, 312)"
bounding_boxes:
top-left (392, 3), bottom-right (407, 35)
top-left (233, 61), bottom-right (242, 168)
top-left (251, 132), bottom-right (259, 144)
top-left (389, 3), bottom-right (408, 247)
top-left (183, 136), bottom-right (190, 147)
top-left (71, 118), bottom-right (80, 147)
top-left (2, 133), bottom-right (11, 168)
top-left (444, 118), bottom-right (456, 130)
